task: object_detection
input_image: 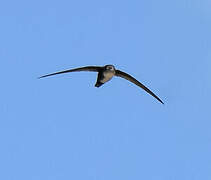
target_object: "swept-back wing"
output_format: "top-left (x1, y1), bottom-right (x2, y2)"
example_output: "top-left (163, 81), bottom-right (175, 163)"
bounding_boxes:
top-left (39, 66), bottom-right (101, 79)
top-left (115, 70), bottom-right (164, 104)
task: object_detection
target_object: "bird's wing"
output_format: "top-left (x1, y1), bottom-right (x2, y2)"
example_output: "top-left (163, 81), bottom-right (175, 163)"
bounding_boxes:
top-left (115, 70), bottom-right (164, 104)
top-left (39, 66), bottom-right (101, 79)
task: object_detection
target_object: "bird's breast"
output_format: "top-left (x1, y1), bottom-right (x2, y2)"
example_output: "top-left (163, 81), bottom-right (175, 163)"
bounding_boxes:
top-left (101, 71), bottom-right (115, 83)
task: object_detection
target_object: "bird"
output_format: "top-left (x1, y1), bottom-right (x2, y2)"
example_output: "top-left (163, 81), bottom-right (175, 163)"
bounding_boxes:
top-left (39, 64), bottom-right (164, 104)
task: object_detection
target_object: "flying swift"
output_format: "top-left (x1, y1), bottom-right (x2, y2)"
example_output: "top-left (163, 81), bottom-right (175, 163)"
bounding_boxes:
top-left (39, 64), bottom-right (164, 104)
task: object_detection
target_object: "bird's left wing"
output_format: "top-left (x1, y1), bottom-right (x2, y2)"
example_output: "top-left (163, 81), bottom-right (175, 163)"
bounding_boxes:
top-left (115, 70), bottom-right (164, 104)
top-left (39, 66), bottom-right (101, 79)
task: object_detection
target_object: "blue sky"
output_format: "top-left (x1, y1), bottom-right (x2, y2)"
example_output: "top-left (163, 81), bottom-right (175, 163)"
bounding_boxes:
top-left (1, 0), bottom-right (211, 179)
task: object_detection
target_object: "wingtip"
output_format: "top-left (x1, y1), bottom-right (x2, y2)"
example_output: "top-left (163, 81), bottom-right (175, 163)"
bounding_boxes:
top-left (38, 75), bottom-right (50, 79)
top-left (38, 76), bottom-right (44, 79)
top-left (159, 100), bottom-right (164, 105)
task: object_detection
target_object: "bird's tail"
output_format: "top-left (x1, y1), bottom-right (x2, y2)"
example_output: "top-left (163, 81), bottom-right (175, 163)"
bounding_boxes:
top-left (95, 82), bottom-right (104, 88)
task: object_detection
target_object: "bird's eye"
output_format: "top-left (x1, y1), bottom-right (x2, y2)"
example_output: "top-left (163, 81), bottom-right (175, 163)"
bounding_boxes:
top-left (107, 66), bottom-right (113, 70)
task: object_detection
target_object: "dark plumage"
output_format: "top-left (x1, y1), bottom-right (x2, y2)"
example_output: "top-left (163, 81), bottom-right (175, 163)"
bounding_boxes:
top-left (39, 64), bottom-right (164, 104)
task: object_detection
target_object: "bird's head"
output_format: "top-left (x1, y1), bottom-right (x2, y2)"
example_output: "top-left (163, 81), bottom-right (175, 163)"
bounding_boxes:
top-left (105, 65), bottom-right (115, 71)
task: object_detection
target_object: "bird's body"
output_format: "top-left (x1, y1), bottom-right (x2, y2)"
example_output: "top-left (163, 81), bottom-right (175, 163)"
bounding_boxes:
top-left (102, 71), bottom-right (115, 83)
top-left (95, 65), bottom-right (115, 86)
top-left (39, 64), bottom-right (164, 104)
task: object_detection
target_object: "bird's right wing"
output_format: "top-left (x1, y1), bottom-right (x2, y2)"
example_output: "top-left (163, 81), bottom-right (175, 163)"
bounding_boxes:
top-left (39, 66), bottom-right (101, 79)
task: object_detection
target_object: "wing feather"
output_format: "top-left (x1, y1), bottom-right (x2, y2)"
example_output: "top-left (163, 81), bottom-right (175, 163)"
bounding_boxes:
top-left (115, 70), bottom-right (164, 104)
top-left (39, 66), bottom-right (101, 79)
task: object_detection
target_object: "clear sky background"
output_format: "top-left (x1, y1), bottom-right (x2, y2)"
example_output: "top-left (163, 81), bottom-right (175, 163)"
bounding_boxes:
top-left (0, 0), bottom-right (211, 179)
